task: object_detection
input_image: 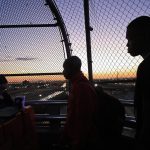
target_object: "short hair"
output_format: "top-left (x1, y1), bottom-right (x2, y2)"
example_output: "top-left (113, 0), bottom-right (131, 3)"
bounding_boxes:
top-left (63, 56), bottom-right (82, 71)
top-left (127, 16), bottom-right (150, 38)
top-left (0, 75), bottom-right (8, 84)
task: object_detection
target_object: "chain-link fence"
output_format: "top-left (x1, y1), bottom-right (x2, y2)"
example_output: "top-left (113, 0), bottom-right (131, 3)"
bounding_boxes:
top-left (56, 0), bottom-right (149, 79)
top-left (0, 0), bottom-right (150, 102)
top-left (56, 0), bottom-right (149, 102)
top-left (1, 0), bottom-right (66, 75)
top-left (0, 0), bottom-right (69, 100)
top-left (1, 0), bottom-right (149, 140)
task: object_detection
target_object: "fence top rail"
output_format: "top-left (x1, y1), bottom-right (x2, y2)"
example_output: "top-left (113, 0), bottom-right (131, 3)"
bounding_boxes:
top-left (3, 72), bottom-right (63, 76)
top-left (0, 23), bottom-right (58, 28)
top-left (35, 114), bottom-right (66, 120)
top-left (25, 100), bottom-right (67, 105)
top-left (25, 99), bottom-right (133, 106)
top-left (119, 99), bottom-right (134, 106)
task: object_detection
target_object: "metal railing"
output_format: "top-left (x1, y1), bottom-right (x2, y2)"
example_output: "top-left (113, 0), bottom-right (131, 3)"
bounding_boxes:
top-left (25, 98), bottom-right (136, 132)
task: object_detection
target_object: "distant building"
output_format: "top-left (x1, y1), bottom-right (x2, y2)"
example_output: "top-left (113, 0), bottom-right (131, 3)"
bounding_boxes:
top-left (22, 80), bottom-right (30, 86)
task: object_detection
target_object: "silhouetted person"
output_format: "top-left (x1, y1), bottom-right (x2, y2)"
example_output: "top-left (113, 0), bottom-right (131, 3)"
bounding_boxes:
top-left (95, 86), bottom-right (125, 149)
top-left (0, 75), bottom-right (14, 108)
top-left (60, 56), bottom-right (99, 150)
top-left (126, 16), bottom-right (150, 150)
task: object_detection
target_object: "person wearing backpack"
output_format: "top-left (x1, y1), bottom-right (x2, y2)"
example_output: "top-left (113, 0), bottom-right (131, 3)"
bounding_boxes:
top-left (60, 56), bottom-right (99, 150)
top-left (59, 56), bottom-right (125, 150)
top-left (95, 86), bottom-right (125, 149)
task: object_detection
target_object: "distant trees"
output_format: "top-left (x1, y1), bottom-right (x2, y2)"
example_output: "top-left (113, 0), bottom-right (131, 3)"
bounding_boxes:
top-left (22, 80), bottom-right (30, 87)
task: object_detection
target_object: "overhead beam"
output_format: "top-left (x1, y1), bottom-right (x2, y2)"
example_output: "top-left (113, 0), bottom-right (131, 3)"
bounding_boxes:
top-left (3, 72), bottom-right (63, 77)
top-left (0, 23), bottom-right (58, 28)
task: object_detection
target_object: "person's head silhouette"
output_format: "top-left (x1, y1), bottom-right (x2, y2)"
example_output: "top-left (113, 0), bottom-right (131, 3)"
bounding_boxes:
top-left (63, 56), bottom-right (82, 80)
top-left (0, 75), bottom-right (8, 93)
top-left (126, 16), bottom-right (150, 58)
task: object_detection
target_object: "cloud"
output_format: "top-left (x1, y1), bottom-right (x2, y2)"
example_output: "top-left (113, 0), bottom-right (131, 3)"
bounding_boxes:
top-left (15, 57), bottom-right (38, 61)
top-left (0, 57), bottom-right (39, 62)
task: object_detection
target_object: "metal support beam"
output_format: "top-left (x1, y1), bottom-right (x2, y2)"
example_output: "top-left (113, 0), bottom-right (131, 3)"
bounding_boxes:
top-left (46, 0), bottom-right (71, 58)
top-left (3, 72), bottom-right (63, 77)
top-left (83, 0), bottom-right (93, 83)
top-left (0, 23), bottom-right (58, 28)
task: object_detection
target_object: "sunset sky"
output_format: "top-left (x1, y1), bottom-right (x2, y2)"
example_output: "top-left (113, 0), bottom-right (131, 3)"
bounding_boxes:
top-left (0, 0), bottom-right (150, 82)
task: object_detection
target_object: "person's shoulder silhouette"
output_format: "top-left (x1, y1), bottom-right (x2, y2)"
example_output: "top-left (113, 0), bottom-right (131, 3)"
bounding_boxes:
top-left (126, 16), bottom-right (150, 150)
top-left (0, 75), bottom-right (14, 108)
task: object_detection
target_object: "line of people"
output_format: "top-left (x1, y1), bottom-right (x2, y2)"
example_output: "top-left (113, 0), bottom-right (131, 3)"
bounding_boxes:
top-left (1, 15), bottom-right (149, 150)
top-left (59, 16), bottom-right (150, 150)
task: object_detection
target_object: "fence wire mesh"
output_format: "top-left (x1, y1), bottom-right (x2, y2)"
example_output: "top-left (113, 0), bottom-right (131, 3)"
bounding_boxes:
top-left (0, 0), bottom-right (150, 102)
top-left (0, 0), bottom-right (66, 76)
top-left (56, 0), bottom-right (150, 80)
top-left (0, 0), bottom-right (69, 100)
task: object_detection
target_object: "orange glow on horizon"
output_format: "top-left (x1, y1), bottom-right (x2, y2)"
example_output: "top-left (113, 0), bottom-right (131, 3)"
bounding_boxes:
top-left (92, 70), bottom-right (136, 79)
top-left (6, 75), bottom-right (66, 83)
top-left (6, 70), bottom-right (136, 83)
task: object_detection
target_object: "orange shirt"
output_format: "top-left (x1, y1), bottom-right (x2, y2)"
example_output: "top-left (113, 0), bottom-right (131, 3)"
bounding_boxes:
top-left (64, 72), bottom-right (98, 145)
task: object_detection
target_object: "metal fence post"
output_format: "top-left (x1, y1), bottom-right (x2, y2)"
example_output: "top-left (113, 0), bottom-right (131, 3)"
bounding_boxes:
top-left (83, 0), bottom-right (93, 83)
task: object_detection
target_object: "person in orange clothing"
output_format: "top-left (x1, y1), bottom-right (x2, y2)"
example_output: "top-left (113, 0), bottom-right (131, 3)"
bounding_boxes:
top-left (60, 56), bottom-right (99, 150)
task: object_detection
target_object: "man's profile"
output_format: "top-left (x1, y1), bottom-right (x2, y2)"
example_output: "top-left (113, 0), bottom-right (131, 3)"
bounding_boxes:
top-left (126, 16), bottom-right (150, 150)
